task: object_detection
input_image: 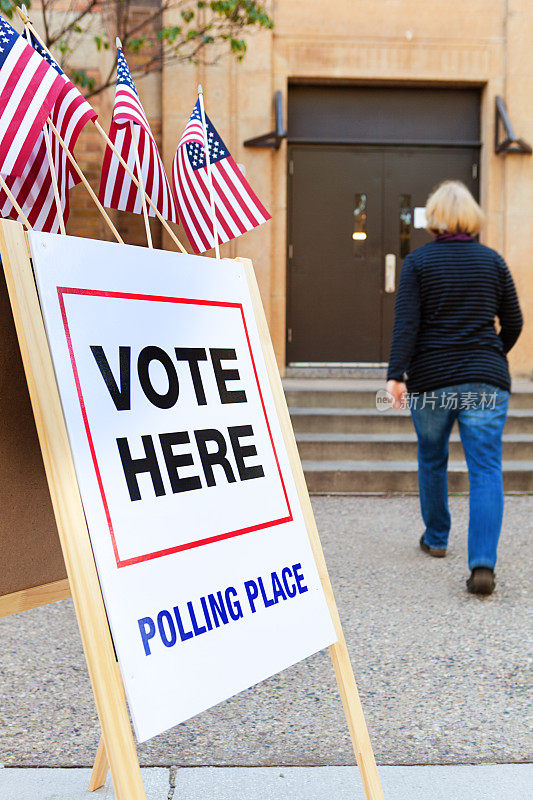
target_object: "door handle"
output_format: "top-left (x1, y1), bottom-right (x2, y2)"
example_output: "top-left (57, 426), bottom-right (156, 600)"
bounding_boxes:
top-left (385, 254), bottom-right (396, 293)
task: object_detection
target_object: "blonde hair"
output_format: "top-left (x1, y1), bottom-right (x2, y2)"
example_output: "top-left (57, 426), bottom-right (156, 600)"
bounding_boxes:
top-left (425, 180), bottom-right (484, 236)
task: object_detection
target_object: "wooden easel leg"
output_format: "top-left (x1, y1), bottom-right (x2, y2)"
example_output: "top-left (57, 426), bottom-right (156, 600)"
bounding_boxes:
top-left (89, 735), bottom-right (109, 792)
top-left (329, 635), bottom-right (385, 800)
top-left (87, 636), bottom-right (383, 798)
top-left (0, 221), bottom-right (146, 800)
top-left (89, 658), bottom-right (126, 790)
top-left (238, 257), bottom-right (386, 800)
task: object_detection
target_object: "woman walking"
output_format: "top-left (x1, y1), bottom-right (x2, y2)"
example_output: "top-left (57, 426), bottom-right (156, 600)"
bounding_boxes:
top-left (386, 180), bottom-right (523, 595)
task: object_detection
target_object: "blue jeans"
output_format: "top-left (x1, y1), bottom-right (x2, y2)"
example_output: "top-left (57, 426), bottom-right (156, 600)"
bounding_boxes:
top-left (410, 382), bottom-right (509, 570)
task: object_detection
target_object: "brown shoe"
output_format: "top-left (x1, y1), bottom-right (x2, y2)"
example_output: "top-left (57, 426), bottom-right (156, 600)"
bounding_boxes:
top-left (467, 568), bottom-right (495, 596)
top-left (419, 534), bottom-right (447, 558)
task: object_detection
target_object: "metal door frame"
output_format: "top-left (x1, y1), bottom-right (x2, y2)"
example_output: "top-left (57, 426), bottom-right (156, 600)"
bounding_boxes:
top-left (286, 144), bottom-right (389, 367)
top-left (286, 143), bottom-right (480, 367)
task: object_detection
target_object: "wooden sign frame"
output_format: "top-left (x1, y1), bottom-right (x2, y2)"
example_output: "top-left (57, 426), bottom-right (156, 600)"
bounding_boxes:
top-left (0, 578), bottom-right (70, 617)
top-left (0, 219), bottom-right (384, 800)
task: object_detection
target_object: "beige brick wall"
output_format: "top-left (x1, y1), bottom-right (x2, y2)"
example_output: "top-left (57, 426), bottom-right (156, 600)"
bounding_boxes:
top-left (502, 0), bottom-right (533, 376)
top-left (184, 0), bottom-right (530, 377)
top-left (22, 2), bottom-right (533, 377)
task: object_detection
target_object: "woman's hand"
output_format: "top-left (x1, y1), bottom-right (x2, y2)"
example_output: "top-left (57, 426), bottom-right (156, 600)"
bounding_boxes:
top-left (386, 379), bottom-right (407, 410)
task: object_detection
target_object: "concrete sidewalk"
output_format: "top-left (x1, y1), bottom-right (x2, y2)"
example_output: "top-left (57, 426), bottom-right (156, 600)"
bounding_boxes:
top-left (1, 497), bottom-right (531, 769)
top-left (1, 764), bottom-right (531, 800)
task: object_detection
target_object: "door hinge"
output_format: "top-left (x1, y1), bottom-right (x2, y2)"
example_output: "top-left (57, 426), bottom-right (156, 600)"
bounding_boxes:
top-left (287, 327), bottom-right (292, 343)
top-left (288, 159), bottom-right (294, 176)
top-left (288, 243), bottom-right (293, 259)
top-left (472, 162), bottom-right (478, 179)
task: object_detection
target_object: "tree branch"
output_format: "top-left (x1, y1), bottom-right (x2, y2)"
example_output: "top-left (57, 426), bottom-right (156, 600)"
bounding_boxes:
top-left (47, 0), bottom-right (100, 47)
top-left (34, 0), bottom-right (273, 97)
top-left (41, 0), bottom-right (50, 44)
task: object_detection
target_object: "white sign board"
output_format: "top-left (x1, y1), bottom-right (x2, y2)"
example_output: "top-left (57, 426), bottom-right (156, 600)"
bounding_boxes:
top-left (29, 232), bottom-right (336, 742)
top-left (413, 207), bottom-right (427, 229)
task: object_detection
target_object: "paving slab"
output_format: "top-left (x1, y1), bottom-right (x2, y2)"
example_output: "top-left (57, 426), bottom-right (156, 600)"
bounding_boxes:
top-left (0, 496), bottom-right (531, 767)
top-left (0, 767), bottom-right (169, 800)
top-left (172, 765), bottom-right (533, 800)
top-left (0, 765), bottom-right (531, 800)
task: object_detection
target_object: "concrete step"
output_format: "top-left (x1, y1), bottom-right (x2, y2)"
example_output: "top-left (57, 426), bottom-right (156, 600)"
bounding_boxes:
top-left (295, 432), bottom-right (533, 461)
top-left (302, 460), bottom-right (533, 493)
top-left (284, 366), bottom-right (387, 378)
top-left (290, 407), bottom-right (533, 434)
top-left (286, 386), bottom-right (386, 409)
top-left (283, 378), bottom-right (533, 410)
top-left (285, 378), bottom-right (533, 492)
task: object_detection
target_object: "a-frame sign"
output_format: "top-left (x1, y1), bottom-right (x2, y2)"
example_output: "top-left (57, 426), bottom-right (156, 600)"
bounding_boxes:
top-left (0, 219), bottom-right (384, 800)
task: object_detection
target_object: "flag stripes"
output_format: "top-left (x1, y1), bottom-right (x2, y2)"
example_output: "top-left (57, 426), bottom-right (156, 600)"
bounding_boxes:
top-left (0, 18), bottom-right (65, 177)
top-left (0, 27), bottom-right (97, 232)
top-left (172, 100), bottom-right (270, 254)
top-left (100, 123), bottom-right (176, 221)
top-left (98, 48), bottom-right (178, 223)
top-left (0, 16), bottom-right (271, 244)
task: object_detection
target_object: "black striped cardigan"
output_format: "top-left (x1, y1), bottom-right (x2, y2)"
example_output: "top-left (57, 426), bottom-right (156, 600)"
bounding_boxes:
top-left (387, 238), bottom-right (523, 393)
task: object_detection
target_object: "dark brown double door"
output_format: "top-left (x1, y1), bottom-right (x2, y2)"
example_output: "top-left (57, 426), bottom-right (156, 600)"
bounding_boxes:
top-left (286, 146), bottom-right (479, 364)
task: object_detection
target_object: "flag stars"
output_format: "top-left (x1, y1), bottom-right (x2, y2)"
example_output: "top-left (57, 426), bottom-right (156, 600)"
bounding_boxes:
top-left (116, 51), bottom-right (139, 95)
top-left (0, 20), bottom-right (16, 42)
top-left (26, 30), bottom-right (64, 75)
top-left (173, 99), bottom-right (268, 252)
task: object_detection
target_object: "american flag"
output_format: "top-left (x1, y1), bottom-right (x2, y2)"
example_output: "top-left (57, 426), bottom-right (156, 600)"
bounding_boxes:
top-left (172, 100), bottom-right (270, 254)
top-left (0, 17), bottom-right (66, 177)
top-left (0, 28), bottom-right (97, 233)
top-left (98, 48), bottom-right (177, 222)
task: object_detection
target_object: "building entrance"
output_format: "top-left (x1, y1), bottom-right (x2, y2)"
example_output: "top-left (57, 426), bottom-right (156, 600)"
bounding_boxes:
top-left (286, 86), bottom-right (481, 365)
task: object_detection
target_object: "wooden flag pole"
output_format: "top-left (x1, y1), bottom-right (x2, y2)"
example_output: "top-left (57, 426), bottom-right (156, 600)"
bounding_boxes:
top-left (16, 7), bottom-right (188, 255)
top-left (0, 176), bottom-right (32, 230)
top-left (46, 118), bottom-right (124, 244)
top-left (197, 85), bottom-right (220, 259)
top-left (129, 120), bottom-right (153, 247)
top-left (15, 9), bottom-right (122, 244)
top-left (92, 120), bottom-right (187, 254)
top-left (114, 37), bottom-right (152, 250)
top-left (43, 125), bottom-right (67, 235)
top-left (19, 5), bottom-right (66, 236)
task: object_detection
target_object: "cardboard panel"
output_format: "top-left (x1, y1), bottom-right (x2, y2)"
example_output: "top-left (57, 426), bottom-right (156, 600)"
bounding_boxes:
top-left (0, 264), bottom-right (66, 597)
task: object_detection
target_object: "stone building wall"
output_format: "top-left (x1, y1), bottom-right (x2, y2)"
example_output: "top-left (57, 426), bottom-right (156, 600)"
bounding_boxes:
top-left (18, 1), bottom-right (533, 376)
top-left (160, 0), bottom-right (532, 376)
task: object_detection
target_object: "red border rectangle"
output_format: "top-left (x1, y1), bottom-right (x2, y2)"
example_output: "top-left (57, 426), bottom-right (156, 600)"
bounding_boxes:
top-left (57, 287), bottom-right (293, 568)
